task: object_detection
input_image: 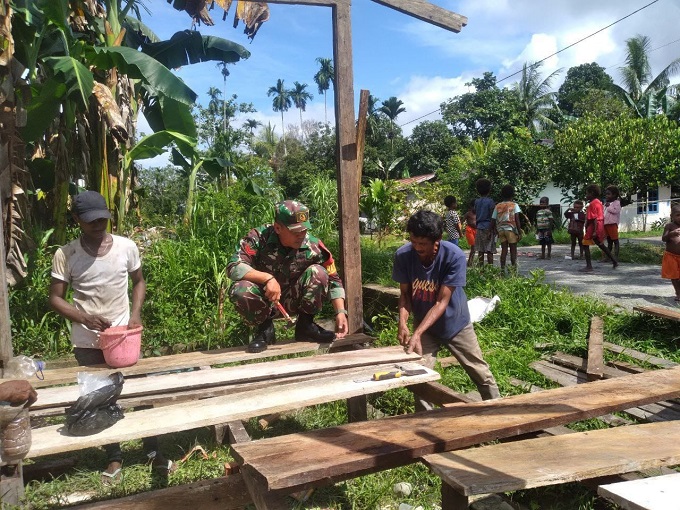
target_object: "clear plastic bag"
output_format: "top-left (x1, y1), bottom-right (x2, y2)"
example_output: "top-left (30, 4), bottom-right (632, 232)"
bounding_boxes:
top-left (0, 405), bottom-right (31, 462)
top-left (65, 372), bottom-right (125, 436)
top-left (77, 372), bottom-right (116, 397)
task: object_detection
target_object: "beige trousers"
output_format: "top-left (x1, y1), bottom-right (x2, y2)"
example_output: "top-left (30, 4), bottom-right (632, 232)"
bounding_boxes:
top-left (416, 322), bottom-right (500, 411)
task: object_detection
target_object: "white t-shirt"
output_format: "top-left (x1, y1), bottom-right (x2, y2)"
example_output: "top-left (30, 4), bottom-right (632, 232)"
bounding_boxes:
top-left (51, 235), bottom-right (141, 348)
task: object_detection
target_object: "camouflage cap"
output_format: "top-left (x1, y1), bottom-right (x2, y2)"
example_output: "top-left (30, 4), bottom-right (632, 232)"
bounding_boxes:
top-left (275, 200), bottom-right (312, 232)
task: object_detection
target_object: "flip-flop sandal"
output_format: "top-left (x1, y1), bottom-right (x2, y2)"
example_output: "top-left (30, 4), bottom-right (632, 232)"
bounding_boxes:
top-left (101, 467), bottom-right (122, 484)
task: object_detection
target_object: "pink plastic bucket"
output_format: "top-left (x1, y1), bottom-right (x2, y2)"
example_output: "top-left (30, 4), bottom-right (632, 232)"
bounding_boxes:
top-left (99, 325), bottom-right (142, 368)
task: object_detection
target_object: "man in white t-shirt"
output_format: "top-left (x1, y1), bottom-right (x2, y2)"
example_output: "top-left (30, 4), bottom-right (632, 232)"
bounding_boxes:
top-left (48, 191), bottom-right (173, 482)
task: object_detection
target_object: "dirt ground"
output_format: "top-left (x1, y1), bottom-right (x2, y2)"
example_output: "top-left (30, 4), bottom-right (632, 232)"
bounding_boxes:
top-left (473, 239), bottom-right (678, 312)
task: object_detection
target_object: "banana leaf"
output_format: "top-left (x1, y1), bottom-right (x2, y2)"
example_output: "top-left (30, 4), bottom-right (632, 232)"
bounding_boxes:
top-left (90, 46), bottom-right (197, 105)
top-left (140, 30), bottom-right (250, 69)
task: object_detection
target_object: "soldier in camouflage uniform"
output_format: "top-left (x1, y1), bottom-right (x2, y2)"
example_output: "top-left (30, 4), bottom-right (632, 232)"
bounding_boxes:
top-left (228, 200), bottom-right (349, 352)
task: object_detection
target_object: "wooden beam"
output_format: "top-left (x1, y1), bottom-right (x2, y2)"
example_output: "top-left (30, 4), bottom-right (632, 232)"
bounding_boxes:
top-left (73, 474), bottom-right (251, 509)
top-left (332, 0), bottom-right (363, 334)
top-left (586, 316), bottom-right (604, 381)
top-left (604, 342), bottom-right (677, 369)
top-left (633, 305), bottom-right (680, 322)
top-left (424, 421), bottom-right (680, 497)
top-left (0, 193), bottom-right (12, 364)
top-left (371, 0), bottom-right (467, 33)
top-left (409, 381), bottom-right (472, 406)
top-left (231, 366), bottom-right (680, 493)
top-left (598, 472), bottom-right (680, 510)
top-left (355, 89), bottom-right (369, 201)
top-left (34, 346), bottom-right (421, 410)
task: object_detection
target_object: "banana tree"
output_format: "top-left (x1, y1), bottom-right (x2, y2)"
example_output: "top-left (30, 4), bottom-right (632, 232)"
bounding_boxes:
top-left (12, 0), bottom-right (250, 240)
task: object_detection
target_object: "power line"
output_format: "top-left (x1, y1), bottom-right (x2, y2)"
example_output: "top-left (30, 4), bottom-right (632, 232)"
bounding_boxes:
top-left (398, 0), bottom-right (660, 128)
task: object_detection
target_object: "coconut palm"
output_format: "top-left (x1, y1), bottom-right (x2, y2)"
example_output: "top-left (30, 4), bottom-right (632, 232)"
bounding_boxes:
top-left (513, 61), bottom-right (562, 134)
top-left (216, 61), bottom-right (231, 131)
top-left (314, 57), bottom-right (334, 124)
top-left (267, 79), bottom-right (291, 153)
top-left (379, 96), bottom-right (406, 155)
top-left (243, 118), bottom-right (262, 136)
top-left (613, 34), bottom-right (680, 117)
top-left (290, 81), bottom-right (313, 138)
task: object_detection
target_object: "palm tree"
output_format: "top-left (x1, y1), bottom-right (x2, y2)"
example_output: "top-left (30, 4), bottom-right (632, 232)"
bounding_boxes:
top-left (243, 118), bottom-right (261, 136)
top-left (513, 61), bottom-right (562, 134)
top-left (613, 34), bottom-right (680, 117)
top-left (379, 96), bottom-right (406, 155)
top-left (290, 81), bottom-right (313, 138)
top-left (267, 78), bottom-right (292, 153)
top-left (314, 57), bottom-right (334, 124)
top-left (216, 61), bottom-right (231, 131)
top-left (366, 94), bottom-right (382, 143)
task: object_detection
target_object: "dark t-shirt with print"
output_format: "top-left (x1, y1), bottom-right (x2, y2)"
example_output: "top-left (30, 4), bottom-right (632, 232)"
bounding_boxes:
top-left (392, 240), bottom-right (469, 340)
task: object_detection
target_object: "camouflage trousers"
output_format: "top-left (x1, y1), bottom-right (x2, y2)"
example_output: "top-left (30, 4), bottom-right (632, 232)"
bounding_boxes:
top-left (229, 264), bottom-right (330, 325)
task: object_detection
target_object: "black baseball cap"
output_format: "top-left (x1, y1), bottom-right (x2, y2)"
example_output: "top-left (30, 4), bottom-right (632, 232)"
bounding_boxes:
top-left (72, 191), bottom-right (111, 222)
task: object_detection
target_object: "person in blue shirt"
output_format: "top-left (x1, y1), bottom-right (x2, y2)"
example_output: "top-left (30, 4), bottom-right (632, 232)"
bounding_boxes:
top-left (392, 210), bottom-right (500, 410)
top-left (474, 178), bottom-right (496, 266)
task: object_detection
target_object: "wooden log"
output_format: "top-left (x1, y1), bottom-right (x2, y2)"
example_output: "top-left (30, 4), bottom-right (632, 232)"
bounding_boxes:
top-left (424, 421), bottom-right (680, 497)
top-left (33, 346), bottom-right (422, 411)
top-left (586, 316), bottom-right (604, 381)
top-left (633, 305), bottom-right (680, 322)
top-left (73, 474), bottom-right (251, 509)
top-left (231, 367), bottom-right (680, 493)
top-left (27, 364), bottom-right (439, 458)
top-left (604, 342), bottom-right (677, 369)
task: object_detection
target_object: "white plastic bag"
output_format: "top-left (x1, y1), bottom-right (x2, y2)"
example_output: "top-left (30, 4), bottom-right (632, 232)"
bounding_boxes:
top-left (468, 295), bottom-right (501, 323)
top-left (77, 372), bottom-right (115, 397)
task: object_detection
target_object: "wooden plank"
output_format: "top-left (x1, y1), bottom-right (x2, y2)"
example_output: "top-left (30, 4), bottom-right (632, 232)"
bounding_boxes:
top-left (0, 193), bottom-right (12, 363)
top-left (410, 382), bottom-right (473, 406)
top-left (327, 332), bottom-right (374, 350)
top-left (231, 367), bottom-right (680, 492)
top-left (371, 0), bottom-right (467, 33)
top-left (33, 346), bottom-right (420, 410)
top-left (355, 89), bottom-right (369, 201)
top-left (332, 0), bottom-right (363, 335)
top-left (586, 316), bottom-right (604, 381)
top-left (27, 365), bottom-right (440, 458)
top-left (227, 421), bottom-right (251, 445)
top-left (604, 342), bottom-right (677, 369)
top-left (241, 465), bottom-right (289, 510)
top-left (532, 360), bottom-right (680, 423)
top-left (598, 472), bottom-right (680, 510)
top-left (16, 341), bottom-right (323, 388)
top-left (633, 305), bottom-right (680, 323)
top-left (423, 421), bottom-right (680, 497)
top-left (73, 474), bottom-right (251, 509)
top-left (508, 377), bottom-right (631, 428)
top-left (549, 352), bottom-right (629, 379)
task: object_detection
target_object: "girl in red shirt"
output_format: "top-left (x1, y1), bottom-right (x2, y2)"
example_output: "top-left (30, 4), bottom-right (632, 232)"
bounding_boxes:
top-left (582, 184), bottom-right (618, 272)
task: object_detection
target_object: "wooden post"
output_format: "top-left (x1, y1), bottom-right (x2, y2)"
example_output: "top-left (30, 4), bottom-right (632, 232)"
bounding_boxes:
top-left (0, 195), bottom-right (12, 364)
top-left (356, 89), bottom-right (370, 200)
top-left (332, 0), bottom-right (363, 334)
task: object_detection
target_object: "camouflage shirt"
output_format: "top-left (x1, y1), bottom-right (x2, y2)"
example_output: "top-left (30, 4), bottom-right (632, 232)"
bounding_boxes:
top-left (227, 225), bottom-right (346, 300)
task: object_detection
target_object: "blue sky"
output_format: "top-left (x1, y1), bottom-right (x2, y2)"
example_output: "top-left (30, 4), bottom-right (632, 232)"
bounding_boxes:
top-left (137, 0), bottom-right (680, 145)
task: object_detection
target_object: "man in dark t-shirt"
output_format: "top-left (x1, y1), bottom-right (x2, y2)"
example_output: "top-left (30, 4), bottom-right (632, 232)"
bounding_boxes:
top-left (392, 210), bottom-right (500, 410)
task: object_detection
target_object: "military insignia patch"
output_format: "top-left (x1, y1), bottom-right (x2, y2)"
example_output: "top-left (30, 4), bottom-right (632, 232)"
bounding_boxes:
top-left (295, 211), bottom-right (308, 223)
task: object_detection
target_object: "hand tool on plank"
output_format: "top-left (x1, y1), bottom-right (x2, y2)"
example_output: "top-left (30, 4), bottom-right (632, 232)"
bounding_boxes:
top-left (353, 366), bottom-right (428, 383)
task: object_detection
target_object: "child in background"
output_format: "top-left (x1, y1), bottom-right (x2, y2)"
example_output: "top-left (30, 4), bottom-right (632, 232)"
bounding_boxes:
top-left (603, 185), bottom-right (622, 261)
top-left (535, 197), bottom-right (555, 259)
top-left (661, 203), bottom-right (680, 302)
top-left (463, 199), bottom-right (477, 267)
top-left (443, 195), bottom-right (463, 246)
top-left (491, 184), bottom-right (522, 270)
top-left (474, 178), bottom-right (496, 266)
top-left (564, 200), bottom-right (586, 260)
top-left (582, 184), bottom-right (618, 272)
